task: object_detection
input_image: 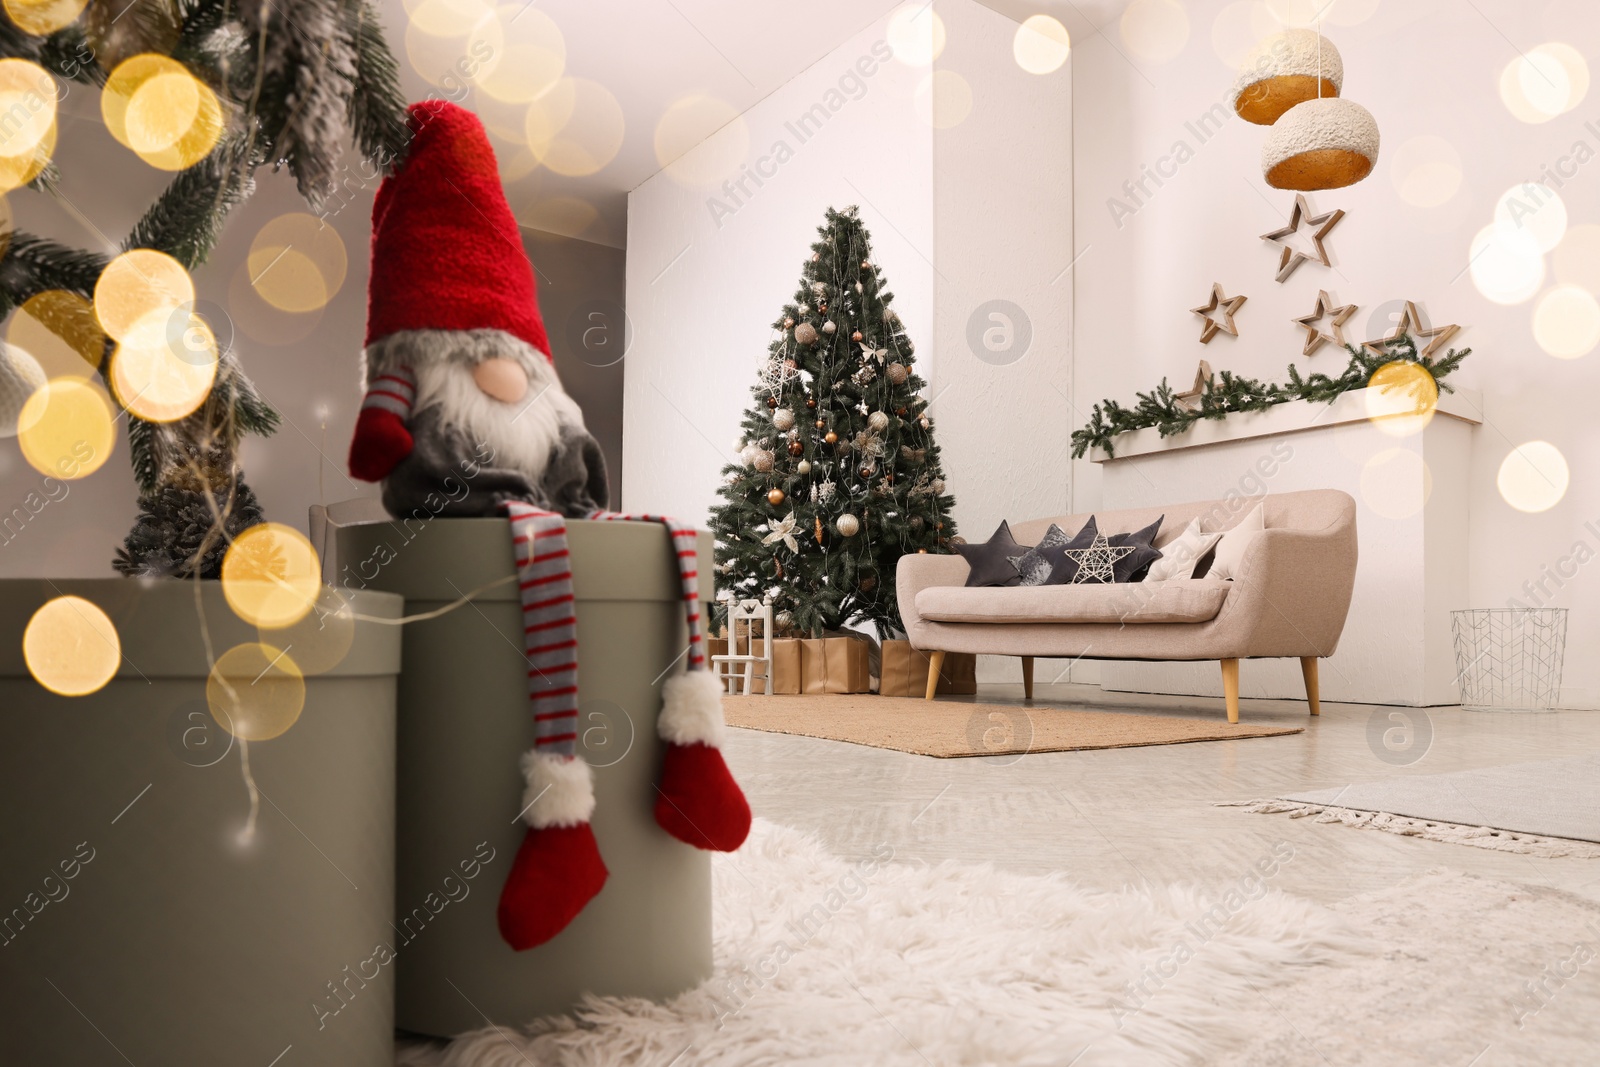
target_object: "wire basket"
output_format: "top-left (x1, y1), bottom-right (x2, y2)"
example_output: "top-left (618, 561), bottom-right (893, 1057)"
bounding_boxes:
top-left (1450, 608), bottom-right (1568, 712)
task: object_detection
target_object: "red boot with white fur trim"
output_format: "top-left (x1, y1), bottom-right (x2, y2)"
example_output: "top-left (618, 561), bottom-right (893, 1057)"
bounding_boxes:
top-left (654, 671), bottom-right (752, 852)
top-left (496, 751), bottom-right (609, 952)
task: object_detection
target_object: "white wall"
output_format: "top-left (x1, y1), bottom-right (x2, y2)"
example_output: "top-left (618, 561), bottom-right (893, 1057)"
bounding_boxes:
top-left (623, 12), bottom-right (934, 526)
top-left (1072, 0), bottom-right (1600, 706)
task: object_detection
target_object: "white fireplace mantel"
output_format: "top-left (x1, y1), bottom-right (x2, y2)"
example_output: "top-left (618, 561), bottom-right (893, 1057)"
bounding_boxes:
top-left (1092, 385), bottom-right (1481, 707)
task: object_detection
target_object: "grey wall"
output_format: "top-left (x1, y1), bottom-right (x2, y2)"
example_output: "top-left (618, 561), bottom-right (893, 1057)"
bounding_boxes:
top-left (0, 87), bottom-right (626, 577)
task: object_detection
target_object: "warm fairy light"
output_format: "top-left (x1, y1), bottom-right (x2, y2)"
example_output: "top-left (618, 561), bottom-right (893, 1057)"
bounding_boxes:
top-left (1120, 0), bottom-right (1189, 64)
top-left (0, 59), bottom-right (56, 161)
top-left (206, 642), bottom-right (306, 741)
top-left (1533, 285), bottom-right (1600, 360)
top-left (3, 0), bottom-right (88, 35)
top-left (523, 77), bottom-right (624, 177)
top-left (1389, 135), bottom-right (1462, 209)
top-left (1013, 15), bottom-right (1070, 75)
top-left (1360, 448), bottom-right (1431, 521)
top-left (221, 522), bottom-right (322, 629)
top-left (248, 213), bottom-right (349, 313)
top-left (1494, 183), bottom-right (1566, 254)
top-left (256, 586), bottom-right (356, 676)
top-left (93, 248), bottom-right (194, 341)
top-left (1499, 44), bottom-right (1587, 124)
top-left (109, 311), bottom-right (218, 422)
top-left (227, 260), bottom-right (325, 346)
top-left (1498, 441), bottom-right (1569, 513)
top-left (474, 5), bottom-right (565, 103)
top-left (405, 0), bottom-right (501, 89)
top-left (24, 596), bottom-right (120, 696)
top-left (655, 95), bottom-right (748, 188)
top-left (1364, 361), bottom-right (1437, 438)
top-left (888, 3), bottom-right (946, 66)
top-left (17, 377), bottom-right (114, 478)
top-left (102, 55), bottom-right (222, 170)
top-left (9, 290), bottom-right (105, 378)
top-left (915, 70), bottom-right (973, 129)
top-left (1469, 223), bottom-right (1545, 306)
top-left (0, 342), bottom-right (47, 437)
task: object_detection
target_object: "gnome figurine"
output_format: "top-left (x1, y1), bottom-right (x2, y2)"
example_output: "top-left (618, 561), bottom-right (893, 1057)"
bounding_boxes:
top-left (348, 101), bottom-right (750, 952)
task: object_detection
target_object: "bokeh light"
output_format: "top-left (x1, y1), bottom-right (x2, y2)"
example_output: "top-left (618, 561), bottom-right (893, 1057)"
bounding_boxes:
top-left (655, 95), bottom-right (749, 189)
top-left (1364, 361), bottom-right (1438, 437)
top-left (17, 377), bottom-right (114, 478)
top-left (0, 342), bottom-right (46, 437)
top-left (221, 522), bottom-right (322, 629)
top-left (474, 5), bottom-right (565, 103)
top-left (1469, 223), bottom-right (1545, 305)
top-left (0, 59), bottom-right (56, 191)
top-left (1533, 284), bottom-right (1600, 359)
top-left (524, 77), bottom-right (624, 177)
top-left (888, 3), bottom-right (946, 66)
top-left (1389, 135), bottom-right (1462, 208)
top-left (102, 54), bottom-right (222, 170)
top-left (1013, 15), bottom-right (1070, 75)
top-left (248, 213), bottom-right (348, 313)
top-left (1497, 440), bottom-right (1569, 513)
top-left (1120, 0), bottom-right (1189, 63)
top-left (94, 248), bottom-right (194, 341)
top-left (1321, 0), bottom-right (1381, 26)
top-left (8, 290), bottom-right (105, 378)
top-left (109, 311), bottom-right (218, 422)
top-left (24, 596), bottom-right (120, 697)
top-left (915, 70), bottom-right (973, 129)
top-left (257, 586), bottom-right (356, 676)
top-left (227, 259), bottom-right (325, 346)
top-left (405, 0), bottom-right (503, 89)
top-left (513, 193), bottom-right (598, 237)
top-left (3, 0), bottom-right (88, 35)
top-left (1211, 1), bottom-right (1279, 68)
top-left (1494, 182), bottom-right (1566, 253)
top-left (1553, 223), bottom-right (1600, 294)
top-left (1500, 44), bottom-right (1589, 123)
top-left (206, 642), bottom-right (305, 741)
top-left (1360, 448), bottom-right (1431, 520)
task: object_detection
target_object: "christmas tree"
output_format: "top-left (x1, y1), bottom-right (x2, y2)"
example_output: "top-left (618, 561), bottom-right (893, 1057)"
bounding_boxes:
top-left (0, 0), bottom-right (409, 577)
top-left (709, 206), bottom-right (958, 640)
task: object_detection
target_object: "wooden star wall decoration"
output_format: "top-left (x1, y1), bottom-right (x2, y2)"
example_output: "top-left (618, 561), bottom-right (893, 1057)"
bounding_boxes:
top-left (1261, 193), bottom-right (1345, 283)
top-left (1174, 360), bottom-right (1213, 411)
top-left (1191, 283), bottom-right (1247, 344)
top-left (1362, 300), bottom-right (1461, 359)
top-left (1293, 290), bottom-right (1358, 357)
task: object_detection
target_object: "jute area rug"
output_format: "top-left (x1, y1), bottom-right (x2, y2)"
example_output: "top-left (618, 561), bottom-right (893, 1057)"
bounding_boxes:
top-left (398, 820), bottom-right (1600, 1066)
top-left (721, 694), bottom-right (1301, 757)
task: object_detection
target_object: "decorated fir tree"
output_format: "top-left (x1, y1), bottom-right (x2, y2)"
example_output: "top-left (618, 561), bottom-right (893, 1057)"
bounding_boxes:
top-left (0, 0), bottom-right (409, 576)
top-left (709, 206), bottom-right (958, 640)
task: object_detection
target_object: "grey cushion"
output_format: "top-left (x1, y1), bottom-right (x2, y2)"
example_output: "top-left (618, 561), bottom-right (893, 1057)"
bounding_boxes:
top-left (915, 579), bottom-right (1232, 625)
top-left (955, 520), bottom-right (1023, 587)
top-left (1007, 523), bottom-right (1074, 586)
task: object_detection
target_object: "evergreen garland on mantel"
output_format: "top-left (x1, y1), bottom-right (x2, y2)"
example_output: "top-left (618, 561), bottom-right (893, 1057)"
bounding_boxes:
top-left (1071, 335), bottom-right (1471, 459)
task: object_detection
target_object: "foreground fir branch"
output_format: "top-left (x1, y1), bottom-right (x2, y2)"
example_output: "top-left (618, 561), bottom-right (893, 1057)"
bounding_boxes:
top-left (1071, 335), bottom-right (1471, 459)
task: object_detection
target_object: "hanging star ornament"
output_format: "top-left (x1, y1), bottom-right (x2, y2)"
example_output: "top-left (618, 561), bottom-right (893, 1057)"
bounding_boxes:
top-left (1260, 194), bottom-right (1345, 283)
top-left (1063, 534), bottom-right (1135, 585)
top-left (1362, 301), bottom-right (1461, 359)
top-left (1293, 290), bottom-right (1359, 357)
top-left (1174, 359), bottom-right (1214, 412)
top-left (1191, 283), bottom-right (1247, 344)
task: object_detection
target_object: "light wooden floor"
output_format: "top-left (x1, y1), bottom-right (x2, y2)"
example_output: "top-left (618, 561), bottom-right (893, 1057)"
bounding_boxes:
top-left (722, 683), bottom-right (1600, 907)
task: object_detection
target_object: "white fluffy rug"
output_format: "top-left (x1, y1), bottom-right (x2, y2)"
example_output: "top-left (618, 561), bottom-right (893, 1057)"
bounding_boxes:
top-left (398, 819), bottom-right (1368, 1066)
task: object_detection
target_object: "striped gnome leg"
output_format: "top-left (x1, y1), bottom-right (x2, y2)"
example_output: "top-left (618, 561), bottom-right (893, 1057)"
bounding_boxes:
top-left (495, 501), bottom-right (609, 952)
top-left (592, 511), bottom-right (752, 852)
top-left (348, 364), bottom-right (416, 482)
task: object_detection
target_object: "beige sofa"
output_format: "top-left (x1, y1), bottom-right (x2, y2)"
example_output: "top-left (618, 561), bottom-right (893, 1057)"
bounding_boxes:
top-left (896, 489), bottom-right (1357, 723)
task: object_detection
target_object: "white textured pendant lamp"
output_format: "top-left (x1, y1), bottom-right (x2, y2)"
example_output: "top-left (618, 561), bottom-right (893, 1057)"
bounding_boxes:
top-left (1231, 28), bottom-right (1342, 125)
top-left (1262, 96), bottom-right (1380, 189)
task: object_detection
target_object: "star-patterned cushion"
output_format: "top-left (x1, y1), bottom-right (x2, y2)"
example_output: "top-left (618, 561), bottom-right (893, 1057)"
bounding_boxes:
top-left (1040, 516), bottom-right (1103, 585)
top-left (955, 520), bottom-right (1024, 587)
top-left (1062, 533), bottom-right (1137, 585)
top-left (1008, 522), bottom-right (1089, 586)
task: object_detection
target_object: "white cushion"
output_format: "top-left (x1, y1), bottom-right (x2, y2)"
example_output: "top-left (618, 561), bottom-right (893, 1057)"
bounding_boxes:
top-left (1145, 518), bottom-right (1222, 582)
top-left (1205, 501), bottom-right (1265, 581)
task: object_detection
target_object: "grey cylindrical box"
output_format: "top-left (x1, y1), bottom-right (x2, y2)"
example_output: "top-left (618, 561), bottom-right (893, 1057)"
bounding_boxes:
top-left (0, 578), bottom-right (403, 1067)
top-left (333, 517), bottom-right (714, 1037)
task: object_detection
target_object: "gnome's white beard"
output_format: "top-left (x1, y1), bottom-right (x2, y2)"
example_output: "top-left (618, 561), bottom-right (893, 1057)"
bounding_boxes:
top-left (361, 327), bottom-right (590, 485)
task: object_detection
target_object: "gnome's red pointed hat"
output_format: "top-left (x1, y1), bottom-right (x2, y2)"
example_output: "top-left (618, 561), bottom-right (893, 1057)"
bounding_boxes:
top-left (365, 100), bottom-right (550, 359)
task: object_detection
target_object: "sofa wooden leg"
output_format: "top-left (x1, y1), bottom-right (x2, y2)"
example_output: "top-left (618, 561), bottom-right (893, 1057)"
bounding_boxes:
top-left (925, 650), bottom-right (946, 701)
top-left (1300, 657), bottom-right (1320, 717)
top-left (1021, 657), bottom-right (1034, 701)
top-left (1221, 658), bottom-right (1240, 724)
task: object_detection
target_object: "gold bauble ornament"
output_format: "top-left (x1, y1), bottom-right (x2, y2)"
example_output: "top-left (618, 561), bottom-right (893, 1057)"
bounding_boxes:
top-left (805, 397), bottom-right (817, 409)
top-left (797, 459), bottom-right (812, 474)
top-left (867, 411), bottom-right (890, 433)
top-left (821, 320), bottom-right (836, 335)
top-left (773, 407), bottom-right (795, 430)
top-left (767, 488), bottom-right (786, 506)
top-left (783, 317), bottom-right (794, 328)
top-left (886, 362), bottom-right (908, 385)
top-left (851, 330), bottom-right (863, 342)
top-left (794, 323), bottom-right (818, 345)
top-left (766, 396), bottom-right (778, 409)
top-left (815, 418), bottom-right (826, 429)
top-left (823, 431), bottom-right (838, 445)
top-left (836, 513), bottom-right (860, 537)
top-left (752, 450), bottom-right (775, 472)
